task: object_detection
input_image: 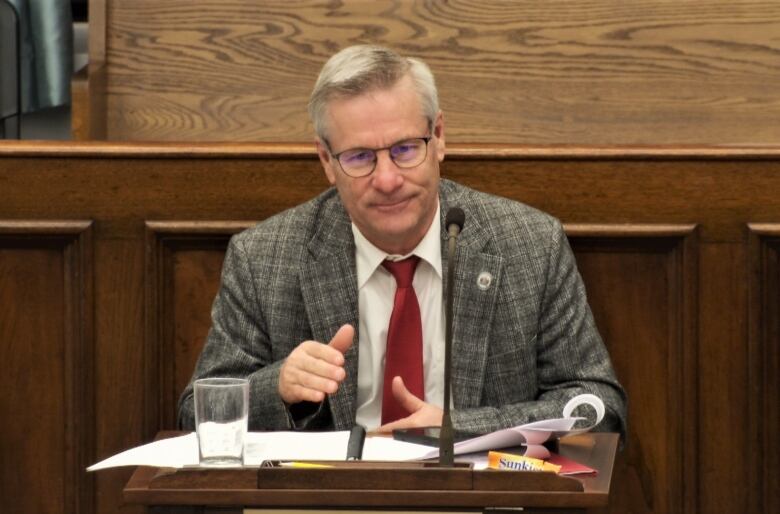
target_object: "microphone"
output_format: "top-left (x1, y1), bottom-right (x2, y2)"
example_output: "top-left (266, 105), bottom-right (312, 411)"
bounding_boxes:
top-left (445, 207), bottom-right (465, 237)
top-left (440, 207), bottom-right (465, 466)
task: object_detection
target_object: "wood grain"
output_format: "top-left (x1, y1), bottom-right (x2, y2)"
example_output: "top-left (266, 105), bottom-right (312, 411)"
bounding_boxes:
top-left (0, 222), bottom-right (93, 514)
top-left (77, 0), bottom-right (780, 144)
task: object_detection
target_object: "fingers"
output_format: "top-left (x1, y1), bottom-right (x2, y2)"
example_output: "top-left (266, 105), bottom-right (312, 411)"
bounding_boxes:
top-left (278, 325), bottom-right (354, 405)
top-left (279, 342), bottom-right (344, 403)
top-left (374, 418), bottom-right (406, 434)
top-left (281, 382), bottom-right (328, 404)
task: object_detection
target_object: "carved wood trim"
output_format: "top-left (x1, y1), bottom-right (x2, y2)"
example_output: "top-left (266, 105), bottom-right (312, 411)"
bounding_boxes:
top-left (0, 220), bottom-right (94, 514)
top-left (144, 221), bottom-right (256, 437)
top-left (748, 224), bottom-right (780, 514)
top-left (565, 223), bottom-right (698, 238)
top-left (564, 223), bottom-right (699, 514)
top-left (3, 140), bottom-right (780, 159)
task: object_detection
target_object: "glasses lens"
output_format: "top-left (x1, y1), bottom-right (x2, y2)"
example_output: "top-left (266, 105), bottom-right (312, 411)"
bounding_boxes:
top-left (338, 149), bottom-right (376, 177)
top-left (390, 139), bottom-right (427, 168)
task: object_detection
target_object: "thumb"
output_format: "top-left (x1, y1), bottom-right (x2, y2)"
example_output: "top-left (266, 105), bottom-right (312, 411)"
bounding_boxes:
top-left (392, 376), bottom-right (426, 414)
top-left (328, 324), bottom-right (355, 354)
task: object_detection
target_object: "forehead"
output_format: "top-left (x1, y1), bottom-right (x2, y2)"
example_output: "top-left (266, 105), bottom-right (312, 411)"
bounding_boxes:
top-left (324, 77), bottom-right (428, 150)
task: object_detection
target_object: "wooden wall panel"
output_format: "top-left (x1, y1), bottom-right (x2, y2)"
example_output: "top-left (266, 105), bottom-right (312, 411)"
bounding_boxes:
top-left (568, 226), bottom-right (697, 514)
top-left (1, 142), bottom-right (779, 514)
top-left (145, 222), bottom-right (254, 435)
top-left (80, 0), bottom-right (780, 144)
top-left (0, 222), bottom-right (93, 514)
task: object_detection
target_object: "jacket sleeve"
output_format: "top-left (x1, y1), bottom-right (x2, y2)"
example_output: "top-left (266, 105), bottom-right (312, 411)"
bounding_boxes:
top-left (177, 236), bottom-right (321, 431)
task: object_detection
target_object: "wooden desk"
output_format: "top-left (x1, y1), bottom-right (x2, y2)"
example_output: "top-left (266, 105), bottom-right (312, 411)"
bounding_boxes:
top-left (123, 433), bottom-right (618, 514)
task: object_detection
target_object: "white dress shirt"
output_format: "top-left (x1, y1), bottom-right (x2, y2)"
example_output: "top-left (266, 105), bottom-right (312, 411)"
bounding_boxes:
top-left (352, 204), bottom-right (445, 430)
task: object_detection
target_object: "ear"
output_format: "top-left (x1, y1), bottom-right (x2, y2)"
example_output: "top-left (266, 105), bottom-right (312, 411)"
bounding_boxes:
top-left (432, 111), bottom-right (445, 163)
top-left (316, 139), bottom-right (338, 185)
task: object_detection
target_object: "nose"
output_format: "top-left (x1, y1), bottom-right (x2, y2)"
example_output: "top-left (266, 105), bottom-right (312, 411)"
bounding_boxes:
top-left (370, 149), bottom-right (403, 193)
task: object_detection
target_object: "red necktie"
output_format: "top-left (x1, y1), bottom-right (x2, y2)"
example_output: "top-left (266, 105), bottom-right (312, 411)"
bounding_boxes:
top-left (381, 256), bottom-right (424, 424)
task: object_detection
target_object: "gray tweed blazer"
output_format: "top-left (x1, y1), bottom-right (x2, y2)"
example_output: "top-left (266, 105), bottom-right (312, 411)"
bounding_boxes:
top-left (178, 179), bottom-right (627, 436)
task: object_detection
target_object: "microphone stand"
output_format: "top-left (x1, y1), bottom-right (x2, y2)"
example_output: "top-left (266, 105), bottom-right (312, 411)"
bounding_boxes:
top-left (439, 223), bottom-right (459, 466)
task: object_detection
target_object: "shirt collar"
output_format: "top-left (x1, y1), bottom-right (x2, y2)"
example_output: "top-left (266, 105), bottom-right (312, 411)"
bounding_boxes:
top-left (352, 202), bottom-right (442, 289)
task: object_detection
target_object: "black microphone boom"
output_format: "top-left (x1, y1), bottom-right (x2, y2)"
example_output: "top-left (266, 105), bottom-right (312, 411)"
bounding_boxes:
top-left (440, 207), bottom-right (465, 466)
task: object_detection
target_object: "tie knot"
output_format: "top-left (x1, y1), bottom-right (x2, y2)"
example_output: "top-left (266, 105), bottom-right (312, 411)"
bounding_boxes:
top-left (382, 256), bottom-right (420, 288)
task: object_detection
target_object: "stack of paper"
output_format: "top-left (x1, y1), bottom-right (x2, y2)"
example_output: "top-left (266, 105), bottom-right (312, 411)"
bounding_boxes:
top-left (88, 393), bottom-right (604, 470)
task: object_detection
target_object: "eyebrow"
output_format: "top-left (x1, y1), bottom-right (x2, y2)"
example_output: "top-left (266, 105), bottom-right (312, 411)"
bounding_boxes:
top-left (333, 132), bottom-right (430, 155)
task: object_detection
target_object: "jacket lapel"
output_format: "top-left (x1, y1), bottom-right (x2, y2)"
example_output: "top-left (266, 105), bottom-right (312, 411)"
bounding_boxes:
top-left (440, 182), bottom-right (503, 409)
top-left (299, 196), bottom-right (360, 430)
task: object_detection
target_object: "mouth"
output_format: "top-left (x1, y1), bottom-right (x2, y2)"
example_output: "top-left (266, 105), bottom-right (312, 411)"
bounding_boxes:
top-left (372, 197), bottom-right (412, 213)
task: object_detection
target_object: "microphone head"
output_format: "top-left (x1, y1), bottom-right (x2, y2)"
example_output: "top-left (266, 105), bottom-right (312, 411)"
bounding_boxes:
top-left (445, 207), bottom-right (466, 232)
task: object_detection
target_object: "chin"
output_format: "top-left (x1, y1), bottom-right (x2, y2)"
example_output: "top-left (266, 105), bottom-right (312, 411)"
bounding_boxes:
top-left (382, 226), bottom-right (423, 252)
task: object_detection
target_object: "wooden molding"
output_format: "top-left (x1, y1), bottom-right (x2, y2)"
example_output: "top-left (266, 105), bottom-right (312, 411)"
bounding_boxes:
top-left (748, 224), bottom-right (780, 514)
top-left (3, 140), bottom-right (780, 159)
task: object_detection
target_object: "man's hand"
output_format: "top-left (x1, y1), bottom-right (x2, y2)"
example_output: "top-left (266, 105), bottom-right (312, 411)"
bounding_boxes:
top-left (375, 376), bottom-right (444, 433)
top-left (278, 324), bottom-right (354, 404)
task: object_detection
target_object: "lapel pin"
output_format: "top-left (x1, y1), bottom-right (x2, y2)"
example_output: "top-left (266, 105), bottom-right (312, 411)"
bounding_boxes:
top-left (477, 271), bottom-right (493, 290)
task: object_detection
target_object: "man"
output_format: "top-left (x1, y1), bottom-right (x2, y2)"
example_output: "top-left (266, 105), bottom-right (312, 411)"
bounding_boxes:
top-left (178, 45), bottom-right (627, 436)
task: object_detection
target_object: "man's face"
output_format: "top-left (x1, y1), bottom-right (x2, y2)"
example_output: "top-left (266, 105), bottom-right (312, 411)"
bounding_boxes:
top-left (316, 75), bottom-right (446, 255)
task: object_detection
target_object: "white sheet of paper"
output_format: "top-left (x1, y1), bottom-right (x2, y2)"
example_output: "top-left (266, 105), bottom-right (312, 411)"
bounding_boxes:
top-left (361, 436), bottom-right (434, 461)
top-left (88, 431), bottom-right (355, 470)
top-left (418, 393), bottom-right (606, 459)
top-left (87, 394), bottom-right (605, 470)
top-left (87, 433), bottom-right (198, 471)
top-left (243, 431), bottom-right (351, 464)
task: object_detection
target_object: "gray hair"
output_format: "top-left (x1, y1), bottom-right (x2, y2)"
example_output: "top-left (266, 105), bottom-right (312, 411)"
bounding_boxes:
top-left (308, 45), bottom-right (439, 144)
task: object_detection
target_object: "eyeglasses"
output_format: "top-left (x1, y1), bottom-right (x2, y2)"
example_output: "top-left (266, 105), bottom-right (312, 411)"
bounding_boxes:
top-left (330, 136), bottom-right (432, 178)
